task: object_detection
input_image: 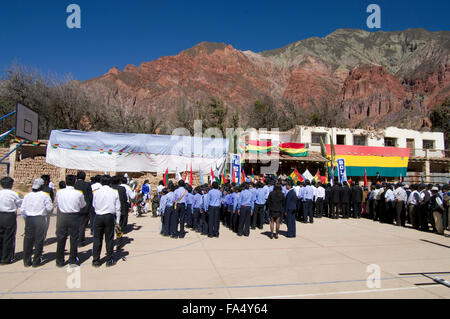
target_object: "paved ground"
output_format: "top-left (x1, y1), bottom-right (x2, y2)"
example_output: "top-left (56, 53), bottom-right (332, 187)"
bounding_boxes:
top-left (0, 213), bottom-right (449, 299)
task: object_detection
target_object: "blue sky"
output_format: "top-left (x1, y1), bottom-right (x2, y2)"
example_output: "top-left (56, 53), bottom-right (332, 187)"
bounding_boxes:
top-left (0, 0), bottom-right (449, 81)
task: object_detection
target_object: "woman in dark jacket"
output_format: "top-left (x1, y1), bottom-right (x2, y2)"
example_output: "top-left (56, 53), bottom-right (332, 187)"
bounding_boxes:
top-left (266, 183), bottom-right (285, 239)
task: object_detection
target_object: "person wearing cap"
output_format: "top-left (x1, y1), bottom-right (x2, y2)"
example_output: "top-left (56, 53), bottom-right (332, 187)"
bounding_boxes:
top-left (0, 177), bottom-right (22, 264)
top-left (55, 175), bottom-right (86, 267)
top-left (20, 178), bottom-right (53, 267)
top-left (92, 175), bottom-right (121, 267)
top-left (430, 186), bottom-right (445, 235)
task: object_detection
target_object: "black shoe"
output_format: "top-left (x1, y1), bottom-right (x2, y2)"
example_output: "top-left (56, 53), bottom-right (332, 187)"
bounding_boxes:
top-left (237, 233), bottom-right (242, 236)
top-left (269, 233), bottom-right (273, 239)
top-left (214, 234), bottom-right (219, 238)
top-left (208, 235), bottom-right (214, 238)
top-left (170, 235), bottom-right (178, 239)
top-left (24, 262), bottom-right (32, 268)
top-left (274, 234), bottom-right (279, 239)
top-left (32, 262), bottom-right (42, 268)
top-left (92, 261), bottom-right (101, 268)
top-left (56, 261), bottom-right (65, 268)
top-left (106, 260), bottom-right (116, 267)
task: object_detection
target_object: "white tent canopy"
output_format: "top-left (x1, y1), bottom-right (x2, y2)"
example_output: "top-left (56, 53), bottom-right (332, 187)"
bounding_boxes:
top-left (46, 130), bottom-right (228, 174)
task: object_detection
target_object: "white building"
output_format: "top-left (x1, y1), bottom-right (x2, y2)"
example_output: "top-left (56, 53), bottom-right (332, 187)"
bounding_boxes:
top-left (241, 126), bottom-right (449, 183)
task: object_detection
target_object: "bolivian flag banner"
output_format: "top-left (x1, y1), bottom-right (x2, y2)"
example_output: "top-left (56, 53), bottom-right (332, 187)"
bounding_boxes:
top-left (325, 145), bottom-right (409, 177)
top-left (247, 140), bottom-right (272, 154)
top-left (279, 143), bottom-right (308, 157)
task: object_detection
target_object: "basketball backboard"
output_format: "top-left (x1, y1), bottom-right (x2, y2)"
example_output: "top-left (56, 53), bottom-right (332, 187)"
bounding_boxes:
top-left (15, 103), bottom-right (38, 142)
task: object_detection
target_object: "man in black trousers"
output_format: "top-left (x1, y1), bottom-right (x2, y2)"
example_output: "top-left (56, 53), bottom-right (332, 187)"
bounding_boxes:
top-left (75, 171), bottom-right (92, 247)
top-left (351, 182), bottom-right (363, 218)
top-left (0, 177), bottom-right (22, 264)
top-left (110, 176), bottom-right (129, 232)
top-left (331, 182), bottom-right (340, 219)
top-left (285, 181), bottom-right (297, 238)
top-left (92, 175), bottom-right (121, 267)
top-left (340, 181), bottom-right (351, 218)
top-left (55, 175), bottom-right (86, 267)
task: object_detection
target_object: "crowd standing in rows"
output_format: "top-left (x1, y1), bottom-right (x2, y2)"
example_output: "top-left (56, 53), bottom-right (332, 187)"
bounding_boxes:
top-left (0, 172), bottom-right (448, 268)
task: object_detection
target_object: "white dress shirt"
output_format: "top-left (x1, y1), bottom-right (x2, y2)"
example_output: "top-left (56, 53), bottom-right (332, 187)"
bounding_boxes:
top-left (0, 189), bottom-right (22, 212)
top-left (20, 191), bottom-right (53, 217)
top-left (394, 187), bottom-right (407, 202)
top-left (315, 186), bottom-right (326, 201)
top-left (121, 183), bottom-right (136, 201)
top-left (385, 189), bottom-right (395, 202)
top-left (293, 185), bottom-right (300, 197)
top-left (56, 186), bottom-right (86, 213)
top-left (91, 182), bottom-right (102, 192)
top-left (93, 185), bottom-right (121, 223)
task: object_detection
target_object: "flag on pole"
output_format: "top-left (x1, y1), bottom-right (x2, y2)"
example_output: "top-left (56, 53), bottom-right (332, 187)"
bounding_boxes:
top-left (232, 169), bottom-right (236, 183)
top-left (163, 168), bottom-right (169, 187)
top-left (242, 169), bottom-right (246, 184)
top-left (251, 167), bottom-right (255, 182)
top-left (210, 167), bottom-right (215, 184)
top-left (222, 172), bottom-right (227, 184)
top-left (290, 169), bottom-right (302, 182)
top-left (184, 165), bottom-right (189, 183)
top-left (175, 167), bottom-right (182, 181)
top-left (314, 169), bottom-right (321, 183)
top-left (199, 168), bottom-right (205, 185)
top-left (189, 163), bottom-right (193, 186)
top-left (364, 169), bottom-right (368, 187)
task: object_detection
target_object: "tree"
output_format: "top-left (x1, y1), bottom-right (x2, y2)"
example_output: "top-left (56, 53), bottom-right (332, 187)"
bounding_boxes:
top-left (429, 97), bottom-right (450, 148)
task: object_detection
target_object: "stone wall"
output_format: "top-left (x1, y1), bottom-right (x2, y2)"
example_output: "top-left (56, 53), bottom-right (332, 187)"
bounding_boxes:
top-left (0, 146), bottom-right (204, 191)
top-left (0, 148), bottom-right (9, 177)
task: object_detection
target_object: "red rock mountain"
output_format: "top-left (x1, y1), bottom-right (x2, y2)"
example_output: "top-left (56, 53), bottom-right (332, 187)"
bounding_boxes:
top-left (83, 28), bottom-right (450, 130)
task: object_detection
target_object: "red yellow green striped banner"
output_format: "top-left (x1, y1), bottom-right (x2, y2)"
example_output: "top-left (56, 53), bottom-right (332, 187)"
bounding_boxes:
top-left (325, 145), bottom-right (409, 177)
top-left (279, 143), bottom-right (308, 157)
top-left (247, 140), bottom-right (272, 154)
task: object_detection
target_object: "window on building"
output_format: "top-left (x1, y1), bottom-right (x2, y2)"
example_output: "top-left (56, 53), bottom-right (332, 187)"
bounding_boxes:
top-left (422, 140), bottom-right (435, 150)
top-left (384, 137), bottom-right (397, 147)
top-left (336, 135), bottom-right (346, 145)
top-left (311, 133), bottom-right (327, 144)
top-left (353, 135), bottom-right (367, 146)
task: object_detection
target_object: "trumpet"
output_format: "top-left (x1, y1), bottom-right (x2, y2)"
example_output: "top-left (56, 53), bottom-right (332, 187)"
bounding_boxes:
top-left (115, 223), bottom-right (123, 238)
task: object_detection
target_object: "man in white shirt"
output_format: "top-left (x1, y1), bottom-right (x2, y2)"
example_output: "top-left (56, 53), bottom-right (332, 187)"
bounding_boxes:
top-left (20, 178), bottom-right (53, 267)
top-left (92, 175), bottom-right (121, 267)
top-left (394, 183), bottom-right (407, 227)
top-left (55, 175), bottom-right (86, 267)
top-left (315, 183), bottom-right (326, 218)
top-left (384, 184), bottom-right (395, 224)
top-left (0, 177), bottom-right (22, 264)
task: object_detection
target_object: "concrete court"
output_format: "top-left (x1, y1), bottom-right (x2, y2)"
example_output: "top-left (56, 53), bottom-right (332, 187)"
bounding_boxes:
top-left (0, 212), bottom-right (449, 299)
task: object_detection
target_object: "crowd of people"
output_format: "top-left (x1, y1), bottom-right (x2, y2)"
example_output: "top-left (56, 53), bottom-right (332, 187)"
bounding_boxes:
top-left (0, 171), bottom-right (448, 268)
top-left (157, 176), bottom-right (450, 241)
